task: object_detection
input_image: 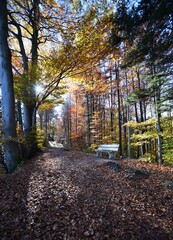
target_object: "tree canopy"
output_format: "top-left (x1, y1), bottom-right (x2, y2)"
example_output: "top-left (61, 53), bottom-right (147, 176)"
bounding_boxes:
top-left (0, 0), bottom-right (173, 171)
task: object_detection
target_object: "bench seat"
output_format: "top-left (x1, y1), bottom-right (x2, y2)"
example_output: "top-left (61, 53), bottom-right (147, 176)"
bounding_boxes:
top-left (95, 144), bottom-right (119, 159)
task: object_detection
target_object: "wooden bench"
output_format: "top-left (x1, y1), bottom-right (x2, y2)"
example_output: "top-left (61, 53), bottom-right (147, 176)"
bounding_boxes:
top-left (95, 144), bottom-right (119, 160)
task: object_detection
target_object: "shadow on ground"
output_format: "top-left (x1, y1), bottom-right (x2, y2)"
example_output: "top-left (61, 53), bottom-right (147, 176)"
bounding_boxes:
top-left (0, 147), bottom-right (172, 239)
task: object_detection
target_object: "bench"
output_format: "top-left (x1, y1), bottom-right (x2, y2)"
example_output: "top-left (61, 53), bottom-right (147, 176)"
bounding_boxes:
top-left (95, 144), bottom-right (119, 159)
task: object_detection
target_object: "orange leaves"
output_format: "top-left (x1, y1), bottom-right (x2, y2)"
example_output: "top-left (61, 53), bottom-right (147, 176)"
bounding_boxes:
top-left (84, 76), bottom-right (109, 95)
top-left (1, 148), bottom-right (173, 239)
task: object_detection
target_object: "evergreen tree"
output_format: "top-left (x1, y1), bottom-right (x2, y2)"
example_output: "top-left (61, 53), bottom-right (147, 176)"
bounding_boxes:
top-left (111, 0), bottom-right (173, 163)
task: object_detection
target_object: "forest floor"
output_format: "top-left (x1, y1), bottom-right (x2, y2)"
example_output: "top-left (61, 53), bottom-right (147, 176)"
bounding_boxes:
top-left (0, 146), bottom-right (173, 240)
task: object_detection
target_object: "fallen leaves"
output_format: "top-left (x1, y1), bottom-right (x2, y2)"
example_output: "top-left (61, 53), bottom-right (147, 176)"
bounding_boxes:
top-left (0, 148), bottom-right (173, 239)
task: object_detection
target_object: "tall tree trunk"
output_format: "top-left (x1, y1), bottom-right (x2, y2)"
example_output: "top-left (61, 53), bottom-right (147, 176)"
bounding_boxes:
top-left (152, 63), bottom-right (162, 164)
top-left (125, 70), bottom-right (130, 159)
top-left (86, 94), bottom-right (91, 146)
top-left (131, 71), bottom-right (139, 158)
top-left (16, 101), bottom-right (23, 132)
top-left (0, 0), bottom-right (19, 172)
top-left (109, 68), bottom-right (114, 141)
top-left (38, 110), bottom-right (43, 129)
top-left (8, 12), bottom-right (28, 133)
top-left (156, 81), bottom-right (162, 164)
top-left (23, 0), bottom-right (40, 155)
top-left (116, 65), bottom-right (122, 157)
top-left (136, 68), bottom-right (146, 156)
top-left (122, 97), bottom-right (127, 148)
top-left (131, 71), bottom-right (139, 122)
top-left (23, 106), bottom-right (32, 134)
top-left (30, 0), bottom-right (39, 130)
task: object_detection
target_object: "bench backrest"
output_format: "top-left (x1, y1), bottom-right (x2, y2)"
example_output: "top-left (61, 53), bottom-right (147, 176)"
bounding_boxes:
top-left (98, 144), bottom-right (119, 151)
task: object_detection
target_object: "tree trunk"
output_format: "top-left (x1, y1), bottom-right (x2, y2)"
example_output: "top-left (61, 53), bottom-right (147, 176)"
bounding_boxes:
top-left (0, 0), bottom-right (19, 172)
top-left (38, 110), bottom-right (43, 129)
top-left (152, 63), bottom-right (163, 164)
top-left (86, 94), bottom-right (91, 146)
top-left (131, 71), bottom-right (139, 158)
top-left (116, 65), bottom-right (122, 157)
top-left (109, 68), bottom-right (114, 141)
top-left (136, 69), bottom-right (146, 156)
top-left (125, 70), bottom-right (130, 159)
top-left (156, 83), bottom-right (162, 164)
top-left (23, 105), bottom-right (32, 134)
top-left (16, 101), bottom-right (23, 132)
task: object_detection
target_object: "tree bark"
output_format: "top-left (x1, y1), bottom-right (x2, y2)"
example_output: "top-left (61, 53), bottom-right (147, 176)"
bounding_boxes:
top-left (125, 70), bottom-right (130, 159)
top-left (0, 0), bottom-right (19, 172)
top-left (86, 94), bottom-right (91, 146)
top-left (156, 81), bottom-right (162, 164)
top-left (116, 65), bottom-right (122, 157)
top-left (109, 68), bottom-right (114, 141)
top-left (16, 101), bottom-right (23, 132)
top-left (131, 71), bottom-right (139, 158)
top-left (9, 0), bottom-right (39, 135)
top-left (136, 69), bottom-right (146, 156)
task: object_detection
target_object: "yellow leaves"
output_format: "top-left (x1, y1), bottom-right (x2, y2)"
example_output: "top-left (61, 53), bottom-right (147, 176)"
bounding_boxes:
top-left (126, 118), bottom-right (158, 147)
top-left (38, 102), bottom-right (55, 111)
top-left (84, 77), bottom-right (108, 94)
top-left (124, 121), bottom-right (138, 128)
top-left (131, 131), bottom-right (158, 141)
top-left (125, 118), bottom-right (157, 129)
top-left (46, 0), bottom-right (57, 6)
top-left (72, 10), bottom-right (110, 66)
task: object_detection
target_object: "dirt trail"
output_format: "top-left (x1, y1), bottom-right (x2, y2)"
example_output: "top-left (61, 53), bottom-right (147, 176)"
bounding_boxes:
top-left (0, 147), bottom-right (173, 240)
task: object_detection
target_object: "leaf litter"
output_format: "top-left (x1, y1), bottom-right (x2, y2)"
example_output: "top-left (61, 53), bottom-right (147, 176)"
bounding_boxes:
top-left (0, 147), bottom-right (173, 240)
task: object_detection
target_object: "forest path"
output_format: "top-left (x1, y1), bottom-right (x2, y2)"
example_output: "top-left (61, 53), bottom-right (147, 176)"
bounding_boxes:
top-left (0, 147), bottom-right (173, 240)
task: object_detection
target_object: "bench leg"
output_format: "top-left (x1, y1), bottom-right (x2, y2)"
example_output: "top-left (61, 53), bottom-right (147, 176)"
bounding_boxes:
top-left (96, 151), bottom-right (102, 157)
top-left (108, 152), bottom-right (116, 160)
